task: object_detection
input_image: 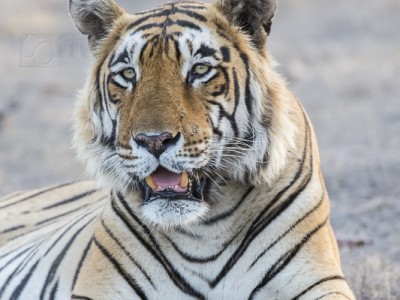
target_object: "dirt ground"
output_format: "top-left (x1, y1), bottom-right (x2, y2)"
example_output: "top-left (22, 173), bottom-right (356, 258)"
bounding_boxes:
top-left (0, 0), bottom-right (399, 299)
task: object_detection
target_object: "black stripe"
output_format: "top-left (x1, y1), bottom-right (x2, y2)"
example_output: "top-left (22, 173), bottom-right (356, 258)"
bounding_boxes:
top-left (96, 69), bottom-right (107, 144)
top-left (8, 260), bottom-right (40, 300)
top-left (313, 291), bottom-right (352, 300)
top-left (175, 227), bottom-right (202, 239)
top-left (110, 77), bottom-right (126, 89)
top-left (174, 8), bottom-right (207, 22)
top-left (133, 19), bottom-right (202, 34)
top-left (290, 275), bottom-right (346, 300)
top-left (94, 66), bottom-right (105, 140)
top-left (7, 219), bottom-right (59, 242)
top-left (0, 246), bottom-right (38, 298)
top-left (207, 100), bottom-right (235, 134)
top-left (107, 52), bottom-right (116, 68)
top-left (101, 219), bottom-right (155, 288)
top-left (0, 182), bottom-right (75, 209)
top-left (176, 19), bottom-right (201, 31)
top-left (34, 196), bottom-right (105, 228)
top-left (0, 225), bottom-right (26, 235)
top-left (186, 38), bottom-right (194, 55)
top-left (94, 239), bottom-right (147, 300)
top-left (71, 295), bottom-right (93, 300)
top-left (204, 186), bottom-right (254, 225)
top-left (42, 190), bottom-right (98, 210)
top-left (248, 191), bottom-right (325, 270)
top-left (195, 44), bottom-right (217, 58)
top-left (240, 53), bottom-right (253, 118)
top-left (100, 73), bottom-right (117, 145)
top-left (249, 218), bottom-right (329, 299)
top-left (148, 38), bottom-right (160, 58)
top-left (36, 204), bottom-right (92, 226)
top-left (203, 72), bottom-right (220, 84)
top-left (39, 217), bottom-right (96, 299)
top-left (220, 66), bottom-right (230, 96)
top-left (102, 74), bottom-right (115, 121)
top-left (0, 246), bottom-right (33, 272)
top-left (0, 244), bottom-right (31, 260)
top-left (131, 22), bottom-right (163, 34)
top-left (231, 69), bottom-right (241, 136)
top-left (128, 11), bottom-right (171, 31)
top-left (13, 238), bottom-right (47, 278)
top-left (113, 195), bottom-right (205, 299)
top-left (139, 36), bottom-right (154, 63)
top-left (108, 71), bottom-right (133, 104)
top-left (220, 46), bottom-right (231, 62)
top-left (174, 40), bottom-right (182, 63)
top-left (44, 211), bottom-right (96, 256)
top-left (49, 280), bottom-right (59, 300)
top-left (210, 83), bottom-right (226, 97)
top-left (110, 48), bottom-right (130, 67)
top-left (179, 5), bottom-right (207, 10)
top-left (3, 193), bottom-right (99, 243)
top-left (166, 223), bottom-right (247, 264)
top-left (71, 239), bottom-right (93, 290)
top-left (210, 118), bottom-right (223, 138)
top-left (0, 191), bottom-right (23, 202)
top-left (128, 7), bottom-right (206, 32)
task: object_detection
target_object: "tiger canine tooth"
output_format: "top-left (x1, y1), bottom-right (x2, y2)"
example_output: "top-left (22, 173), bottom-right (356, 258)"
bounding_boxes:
top-left (180, 172), bottom-right (189, 188)
top-left (145, 176), bottom-right (157, 190)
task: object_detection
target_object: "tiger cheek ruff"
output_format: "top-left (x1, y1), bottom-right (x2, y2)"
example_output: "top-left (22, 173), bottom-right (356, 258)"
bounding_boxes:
top-left (0, 0), bottom-right (356, 299)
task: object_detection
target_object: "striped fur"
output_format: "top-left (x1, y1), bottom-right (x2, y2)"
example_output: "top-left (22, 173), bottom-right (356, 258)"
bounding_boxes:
top-left (0, 0), bottom-right (355, 299)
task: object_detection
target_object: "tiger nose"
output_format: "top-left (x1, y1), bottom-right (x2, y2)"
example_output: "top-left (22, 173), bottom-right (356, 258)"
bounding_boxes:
top-left (134, 132), bottom-right (180, 158)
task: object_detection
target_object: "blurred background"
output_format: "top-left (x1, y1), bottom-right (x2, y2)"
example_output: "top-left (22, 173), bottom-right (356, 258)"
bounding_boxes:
top-left (0, 0), bottom-right (399, 298)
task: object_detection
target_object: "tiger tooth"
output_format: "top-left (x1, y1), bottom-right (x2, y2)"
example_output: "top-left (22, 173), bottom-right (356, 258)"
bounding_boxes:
top-left (180, 172), bottom-right (189, 188)
top-left (145, 176), bottom-right (157, 190)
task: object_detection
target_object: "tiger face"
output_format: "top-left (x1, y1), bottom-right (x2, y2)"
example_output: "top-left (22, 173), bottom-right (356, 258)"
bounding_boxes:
top-left (71, 0), bottom-right (295, 227)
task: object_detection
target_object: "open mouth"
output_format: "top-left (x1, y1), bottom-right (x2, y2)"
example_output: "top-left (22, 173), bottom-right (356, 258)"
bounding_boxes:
top-left (143, 167), bottom-right (205, 203)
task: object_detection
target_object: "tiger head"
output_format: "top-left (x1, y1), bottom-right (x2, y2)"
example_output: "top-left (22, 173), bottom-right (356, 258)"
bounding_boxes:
top-left (71, 0), bottom-right (297, 227)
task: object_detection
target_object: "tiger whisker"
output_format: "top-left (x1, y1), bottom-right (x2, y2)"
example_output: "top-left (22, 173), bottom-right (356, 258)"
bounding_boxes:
top-left (219, 157), bottom-right (247, 172)
top-left (202, 169), bottom-right (223, 191)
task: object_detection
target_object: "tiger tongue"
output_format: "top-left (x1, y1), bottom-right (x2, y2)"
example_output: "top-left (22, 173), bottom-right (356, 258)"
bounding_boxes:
top-left (151, 167), bottom-right (181, 187)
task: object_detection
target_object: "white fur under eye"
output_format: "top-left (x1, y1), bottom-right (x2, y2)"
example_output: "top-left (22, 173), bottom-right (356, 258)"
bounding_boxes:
top-left (112, 74), bottom-right (131, 89)
top-left (191, 68), bottom-right (217, 88)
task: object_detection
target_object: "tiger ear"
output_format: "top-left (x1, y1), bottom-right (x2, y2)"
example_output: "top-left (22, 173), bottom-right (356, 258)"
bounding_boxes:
top-left (69, 0), bottom-right (124, 50)
top-left (214, 0), bottom-right (277, 49)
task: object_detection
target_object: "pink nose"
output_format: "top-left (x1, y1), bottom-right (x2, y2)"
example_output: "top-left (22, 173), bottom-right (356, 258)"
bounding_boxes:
top-left (134, 132), bottom-right (180, 158)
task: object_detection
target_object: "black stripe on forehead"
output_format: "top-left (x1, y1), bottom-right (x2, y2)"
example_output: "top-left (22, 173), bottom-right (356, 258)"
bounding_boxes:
top-left (220, 46), bottom-right (231, 62)
top-left (194, 44), bottom-right (217, 59)
top-left (130, 19), bottom-right (202, 36)
top-left (127, 4), bottom-right (207, 33)
top-left (109, 47), bottom-right (131, 67)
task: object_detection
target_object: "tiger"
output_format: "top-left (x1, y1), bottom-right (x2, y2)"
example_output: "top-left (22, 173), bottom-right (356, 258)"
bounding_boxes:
top-left (0, 0), bottom-right (356, 299)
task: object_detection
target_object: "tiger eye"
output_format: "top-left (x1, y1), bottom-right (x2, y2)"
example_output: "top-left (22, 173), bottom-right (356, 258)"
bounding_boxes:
top-left (121, 68), bottom-right (136, 80)
top-left (193, 64), bottom-right (210, 75)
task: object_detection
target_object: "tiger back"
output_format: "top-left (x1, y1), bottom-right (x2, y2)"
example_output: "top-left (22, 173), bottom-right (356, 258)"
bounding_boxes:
top-left (0, 0), bottom-right (355, 299)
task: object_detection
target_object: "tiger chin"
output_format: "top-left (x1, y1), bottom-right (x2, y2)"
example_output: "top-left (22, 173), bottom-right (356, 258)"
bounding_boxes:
top-left (0, 0), bottom-right (356, 299)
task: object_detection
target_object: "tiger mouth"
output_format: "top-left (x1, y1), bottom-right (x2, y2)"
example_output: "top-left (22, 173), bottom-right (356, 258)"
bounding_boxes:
top-left (142, 167), bottom-right (206, 203)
